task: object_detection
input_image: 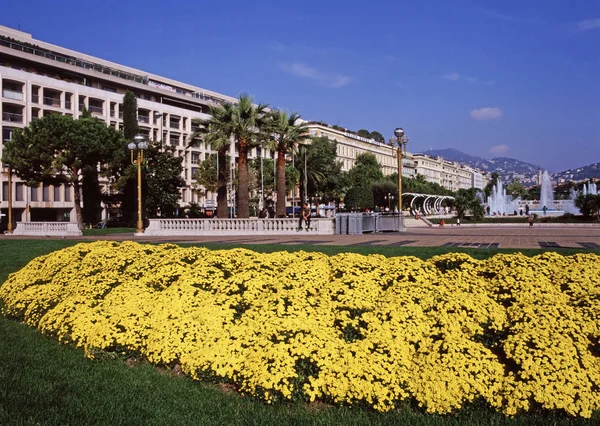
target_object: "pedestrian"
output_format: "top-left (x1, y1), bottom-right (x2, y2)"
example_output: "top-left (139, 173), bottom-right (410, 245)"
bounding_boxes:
top-left (440, 219), bottom-right (445, 227)
top-left (456, 218), bottom-right (460, 226)
top-left (528, 214), bottom-right (534, 227)
top-left (298, 203), bottom-right (311, 231)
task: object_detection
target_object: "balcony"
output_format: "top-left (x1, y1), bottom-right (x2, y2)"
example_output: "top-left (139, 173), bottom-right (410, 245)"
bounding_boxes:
top-left (32, 94), bottom-right (39, 104)
top-left (2, 112), bottom-right (23, 123)
top-left (2, 89), bottom-right (23, 101)
top-left (88, 105), bottom-right (103, 115)
top-left (169, 120), bottom-right (180, 129)
top-left (138, 115), bottom-right (150, 124)
top-left (43, 97), bottom-right (61, 107)
top-left (169, 137), bottom-right (179, 146)
top-left (65, 100), bottom-right (72, 110)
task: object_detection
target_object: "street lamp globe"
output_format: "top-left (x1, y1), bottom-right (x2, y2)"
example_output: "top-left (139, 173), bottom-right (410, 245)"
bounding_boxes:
top-left (134, 134), bottom-right (148, 149)
top-left (128, 142), bottom-right (137, 150)
top-left (394, 127), bottom-right (405, 140)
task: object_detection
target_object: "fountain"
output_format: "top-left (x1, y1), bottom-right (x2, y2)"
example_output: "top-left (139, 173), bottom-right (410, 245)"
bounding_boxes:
top-left (530, 170), bottom-right (564, 216)
top-left (538, 170), bottom-right (555, 210)
top-left (582, 181), bottom-right (598, 196)
top-left (486, 179), bottom-right (520, 215)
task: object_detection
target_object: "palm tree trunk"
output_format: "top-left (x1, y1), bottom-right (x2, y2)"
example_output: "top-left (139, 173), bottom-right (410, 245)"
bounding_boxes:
top-left (216, 149), bottom-right (228, 218)
top-left (299, 174), bottom-right (305, 208)
top-left (237, 139), bottom-right (250, 218)
top-left (276, 148), bottom-right (287, 217)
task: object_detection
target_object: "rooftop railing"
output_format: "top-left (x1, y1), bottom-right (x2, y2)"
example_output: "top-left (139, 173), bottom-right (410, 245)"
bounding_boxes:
top-left (0, 34), bottom-right (146, 84)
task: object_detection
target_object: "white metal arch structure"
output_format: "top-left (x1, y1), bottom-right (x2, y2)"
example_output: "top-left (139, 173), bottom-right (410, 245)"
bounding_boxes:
top-left (403, 193), bottom-right (455, 216)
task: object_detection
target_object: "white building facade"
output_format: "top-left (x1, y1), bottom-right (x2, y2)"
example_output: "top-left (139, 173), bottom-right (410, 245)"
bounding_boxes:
top-left (1, 25), bottom-right (488, 224)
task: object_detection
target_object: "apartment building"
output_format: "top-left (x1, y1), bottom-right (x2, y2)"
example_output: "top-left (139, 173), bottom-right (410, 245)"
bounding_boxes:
top-left (0, 24), bottom-right (278, 222)
top-left (306, 122), bottom-right (417, 178)
top-left (0, 24), bottom-right (488, 223)
top-left (412, 153), bottom-right (488, 191)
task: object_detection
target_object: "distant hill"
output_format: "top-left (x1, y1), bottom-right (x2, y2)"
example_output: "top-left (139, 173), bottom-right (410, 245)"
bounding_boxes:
top-left (421, 148), bottom-right (485, 165)
top-left (554, 163), bottom-right (600, 182)
top-left (422, 149), bottom-right (542, 186)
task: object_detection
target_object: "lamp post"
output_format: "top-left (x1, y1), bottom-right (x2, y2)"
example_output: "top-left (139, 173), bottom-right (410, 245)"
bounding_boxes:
top-left (4, 163), bottom-right (13, 234)
top-left (128, 134), bottom-right (148, 234)
top-left (154, 111), bottom-right (164, 148)
top-left (385, 192), bottom-right (394, 211)
top-left (391, 128), bottom-right (408, 214)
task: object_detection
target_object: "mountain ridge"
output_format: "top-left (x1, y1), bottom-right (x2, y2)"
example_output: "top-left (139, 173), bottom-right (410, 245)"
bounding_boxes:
top-left (422, 149), bottom-right (542, 185)
top-left (420, 148), bottom-right (600, 185)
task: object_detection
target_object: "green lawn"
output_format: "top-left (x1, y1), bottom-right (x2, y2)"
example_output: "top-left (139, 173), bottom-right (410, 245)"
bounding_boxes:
top-left (82, 227), bottom-right (136, 236)
top-left (1, 239), bottom-right (598, 426)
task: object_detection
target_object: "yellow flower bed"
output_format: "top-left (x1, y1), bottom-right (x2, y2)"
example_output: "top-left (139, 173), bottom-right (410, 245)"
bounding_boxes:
top-left (1, 241), bottom-right (599, 417)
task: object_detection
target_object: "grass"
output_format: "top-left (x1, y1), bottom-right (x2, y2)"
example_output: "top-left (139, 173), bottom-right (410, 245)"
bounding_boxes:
top-left (1, 239), bottom-right (598, 425)
top-left (82, 227), bottom-right (136, 236)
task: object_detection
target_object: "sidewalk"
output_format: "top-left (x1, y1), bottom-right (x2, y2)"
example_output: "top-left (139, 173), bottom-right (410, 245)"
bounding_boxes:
top-left (4, 225), bottom-right (599, 250)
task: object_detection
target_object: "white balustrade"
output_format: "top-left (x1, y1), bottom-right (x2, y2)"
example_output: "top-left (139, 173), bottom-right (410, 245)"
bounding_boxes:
top-left (12, 222), bottom-right (82, 236)
top-left (144, 218), bottom-right (335, 236)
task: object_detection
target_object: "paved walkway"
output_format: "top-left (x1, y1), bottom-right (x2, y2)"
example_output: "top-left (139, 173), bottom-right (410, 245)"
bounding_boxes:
top-left (5, 224), bottom-right (600, 250)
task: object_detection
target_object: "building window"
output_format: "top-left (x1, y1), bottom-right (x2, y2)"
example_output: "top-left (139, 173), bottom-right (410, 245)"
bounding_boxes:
top-left (2, 182), bottom-right (7, 201)
top-left (191, 153), bottom-right (200, 164)
top-left (64, 186), bottom-right (71, 202)
top-left (31, 186), bottom-right (38, 201)
top-left (43, 184), bottom-right (50, 201)
top-left (54, 185), bottom-right (61, 202)
top-left (16, 183), bottom-right (24, 201)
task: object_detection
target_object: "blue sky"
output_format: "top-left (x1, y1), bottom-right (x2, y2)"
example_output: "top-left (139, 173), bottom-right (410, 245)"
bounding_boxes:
top-left (2, 0), bottom-right (599, 172)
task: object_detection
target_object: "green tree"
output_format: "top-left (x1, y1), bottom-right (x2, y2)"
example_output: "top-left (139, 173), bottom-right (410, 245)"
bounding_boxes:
top-left (369, 131), bottom-right (385, 142)
top-left (79, 109), bottom-right (103, 225)
top-left (2, 114), bottom-right (124, 229)
top-left (122, 90), bottom-right (139, 140)
top-left (357, 129), bottom-right (371, 138)
top-left (285, 164), bottom-right (299, 204)
top-left (526, 185), bottom-right (540, 202)
top-left (119, 90), bottom-right (140, 222)
top-left (269, 110), bottom-right (309, 217)
top-left (190, 103), bottom-right (235, 219)
top-left (193, 153), bottom-right (219, 196)
top-left (575, 194), bottom-right (600, 219)
top-left (294, 144), bottom-right (327, 207)
top-left (347, 153), bottom-right (383, 188)
top-left (250, 155), bottom-right (275, 202)
top-left (230, 95), bottom-right (270, 218)
top-left (484, 172), bottom-right (500, 198)
top-left (506, 179), bottom-right (527, 199)
top-left (453, 188), bottom-right (485, 220)
top-left (143, 140), bottom-right (185, 218)
top-left (371, 180), bottom-right (397, 210)
top-left (305, 136), bottom-right (344, 204)
top-left (344, 186), bottom-right (374, 211)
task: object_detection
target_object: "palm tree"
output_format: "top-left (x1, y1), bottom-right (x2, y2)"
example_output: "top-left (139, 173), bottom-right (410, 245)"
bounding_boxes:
top-left (269, 110), bottom-right (309, 217)
top-left (189, 103), bottom-right (234, 219)
top-left (229, 95), bottom-right (269, 218)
